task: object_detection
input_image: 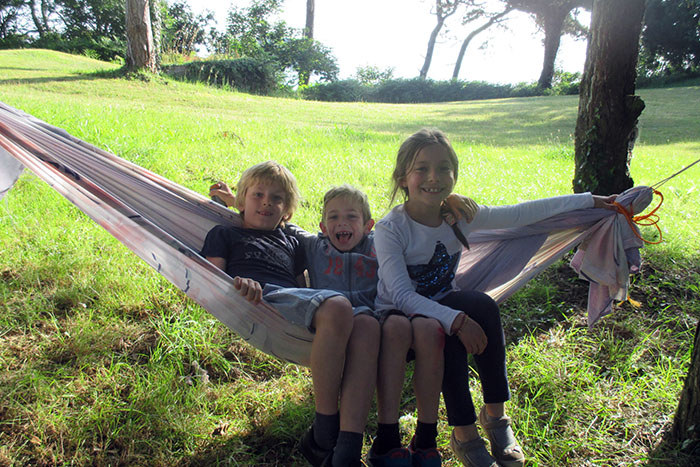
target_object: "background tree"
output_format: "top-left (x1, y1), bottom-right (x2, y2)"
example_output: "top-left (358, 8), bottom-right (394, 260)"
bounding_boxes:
top-left (222, 0), bottom-right (337, 86)
top-left (639, 0), bottom-right (700, 76)
top-left (28, 0), bottom-right (54, 38)
top-left (507, 0), bottom-right (592, 89)
top-left (161, 1), bottom-right (213, 55)
top-left (453, 1), bottom-right (512, 79)
top-left (304, 0), bottom-right (313, 39)
top-left (0, 0), bottom-right (26, 43)
top-left (573, 0), bottom-right (645, 195)
top-left (125, 0), bottom-right (156, 72)
top-left (420, 0), bottom-right (460, 79)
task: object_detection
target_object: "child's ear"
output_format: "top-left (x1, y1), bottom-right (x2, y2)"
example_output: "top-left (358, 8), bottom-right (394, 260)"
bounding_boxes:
top-left (363, 219), bottom-right (375, 234)
top-left (319, 221), bottom-right (328, 236)
top-left (399, 176), bottom-right (407, 188)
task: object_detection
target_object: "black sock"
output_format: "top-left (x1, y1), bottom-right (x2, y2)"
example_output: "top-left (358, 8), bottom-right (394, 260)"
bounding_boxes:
top-left (372, 422), bottom-right (402, 455)
top-left (414, 421), bottom-right (438, 450)
top-left (313, 412), bottom-right (340, 451)
top-left (332, 431), bottom-right (363, 466)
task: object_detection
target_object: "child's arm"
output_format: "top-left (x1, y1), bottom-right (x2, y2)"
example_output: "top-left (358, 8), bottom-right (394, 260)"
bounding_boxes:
top-left (209, 182), bottom-right (236, 208)
top-left (442, 193), bottom-right (478, 225)
top-left (206, 255), bottom-right (263, 304)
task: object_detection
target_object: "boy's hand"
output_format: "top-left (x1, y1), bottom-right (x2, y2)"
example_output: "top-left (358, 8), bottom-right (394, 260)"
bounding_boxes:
top-left (233, 276), bottom-right (263, 304)
top-left (442, 194), bottom-right (478, 225)
top-left (592, 194), bottom-right (618, 210)
top-left (209, 182), bottom-right (236, 207)
top-left (452, 314), bottom-right (487, 355)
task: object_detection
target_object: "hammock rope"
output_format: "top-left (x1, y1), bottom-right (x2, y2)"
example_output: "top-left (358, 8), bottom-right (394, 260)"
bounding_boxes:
top-left (613, 189), bottom-right (664, 245)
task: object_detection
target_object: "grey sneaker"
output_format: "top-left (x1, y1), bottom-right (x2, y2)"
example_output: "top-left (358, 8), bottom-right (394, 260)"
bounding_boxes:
top-left (449, 432), bottom-right (498, 467)
top-left (478, 407), bottom-right (525, 467)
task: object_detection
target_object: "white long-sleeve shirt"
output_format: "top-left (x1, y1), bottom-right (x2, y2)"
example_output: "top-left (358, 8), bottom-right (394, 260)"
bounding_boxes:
top-left (374, 193), bottom-right (594, 333)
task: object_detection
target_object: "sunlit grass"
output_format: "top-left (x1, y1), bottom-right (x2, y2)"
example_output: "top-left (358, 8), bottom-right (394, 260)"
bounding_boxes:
top-left (1, 50), bottom-right (698, 466)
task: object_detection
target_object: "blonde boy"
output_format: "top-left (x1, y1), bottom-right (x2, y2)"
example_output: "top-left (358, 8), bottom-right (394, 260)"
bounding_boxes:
top-left (203, 165), bottom-right (379, 467)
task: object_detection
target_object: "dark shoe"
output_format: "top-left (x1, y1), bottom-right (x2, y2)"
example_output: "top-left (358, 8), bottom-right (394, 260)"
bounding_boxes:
top-left (299, 425), bottom-right (333, 467)
top-left (449, 432), bottom-right (497, 467)
top-left (321, 452), bottom-right (367, 467)
top-left (478, 407), bottom-right (525, 467)
top-left (367, 445), bottom-right (412, 467)
top-left (408, 437), bottom-right (441, 467)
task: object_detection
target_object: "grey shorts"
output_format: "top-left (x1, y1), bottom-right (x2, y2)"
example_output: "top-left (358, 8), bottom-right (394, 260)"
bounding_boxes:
top-left (263, 284), bottom-right (374, 332)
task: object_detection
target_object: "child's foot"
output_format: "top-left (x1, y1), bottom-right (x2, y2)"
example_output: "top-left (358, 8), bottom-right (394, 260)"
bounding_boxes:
top-left (449, 431), bottom-right (497, 467)
top-left (478, 406), bottom-right (525, 467)
top-left (367, 445), bottom-right (412, 467)
top-left (299, 425), bottom-right (333, 467)
top-left (408, 436), bottom-right (441, 467)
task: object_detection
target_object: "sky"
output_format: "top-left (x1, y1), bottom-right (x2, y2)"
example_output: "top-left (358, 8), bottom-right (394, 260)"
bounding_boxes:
top-left (192, 0), bottom-right (591, 84)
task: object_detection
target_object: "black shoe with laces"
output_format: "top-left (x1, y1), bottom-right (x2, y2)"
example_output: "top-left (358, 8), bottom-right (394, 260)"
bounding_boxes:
top-left (299, 426), bottom-right (333, 467)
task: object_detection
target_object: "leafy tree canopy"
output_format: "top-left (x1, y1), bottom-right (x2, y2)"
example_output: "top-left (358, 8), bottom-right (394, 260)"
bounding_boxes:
top-left (640, 0), bottom-right (700, 75)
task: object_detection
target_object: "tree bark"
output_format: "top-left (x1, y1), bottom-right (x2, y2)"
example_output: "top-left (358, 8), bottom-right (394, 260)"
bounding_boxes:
top-left (453, 8), bottom-right (511, 80)
top-left (305, 0), bottom-right (314, 39)
top-left (125, 0), bottom-right (157, 73)
top-left (420, 0), bottom-right (459, 79)
top-left (537, 6), bottom-right (568, 89)
top-left (573, 0), bottom-right (645, 195)
top-left (671, 321), bottom-right (700, 450)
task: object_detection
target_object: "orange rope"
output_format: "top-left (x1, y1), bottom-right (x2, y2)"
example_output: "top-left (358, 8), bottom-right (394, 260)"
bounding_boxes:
top-left (613, 189), bottom-right (664, 244)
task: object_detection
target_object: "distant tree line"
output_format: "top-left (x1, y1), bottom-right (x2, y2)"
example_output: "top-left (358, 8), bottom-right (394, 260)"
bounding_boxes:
top-left (1, 0), bottom-right (698, 98)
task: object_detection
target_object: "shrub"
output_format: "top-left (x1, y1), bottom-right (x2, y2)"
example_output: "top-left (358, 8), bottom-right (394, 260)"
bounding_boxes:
top-left (179, 58), bottom-right (278, 95)
top-left (301, 79), bottom-right (366, 102)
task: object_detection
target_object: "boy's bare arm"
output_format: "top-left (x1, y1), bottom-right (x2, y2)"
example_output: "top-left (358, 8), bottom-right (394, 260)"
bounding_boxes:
top-left (233, 276), bottom-right (263, 304)
top-left (207, 256), bottom-right (226, 270)
top-left (209, 182), bottom-right (236, 207)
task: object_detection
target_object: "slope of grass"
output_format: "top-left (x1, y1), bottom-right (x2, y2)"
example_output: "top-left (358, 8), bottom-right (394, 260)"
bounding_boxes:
top-left (1, 50), bottom-right (698, 466)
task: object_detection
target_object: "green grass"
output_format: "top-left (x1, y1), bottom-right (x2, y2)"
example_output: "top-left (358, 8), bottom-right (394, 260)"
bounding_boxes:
top-left (1, 49), bottom-right (699, 466)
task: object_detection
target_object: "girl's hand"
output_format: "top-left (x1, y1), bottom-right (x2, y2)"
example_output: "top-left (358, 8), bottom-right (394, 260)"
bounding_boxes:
top-left (442, 194), bottom-right (479, 225)
top-left (592, 194), bottom-right (618, 210)
top-left (453, 314), bottom-right (488, 354)
top-left (209, 182), bottom-right (236, 207)
top-left (233, 276), bottom-right (263, 304)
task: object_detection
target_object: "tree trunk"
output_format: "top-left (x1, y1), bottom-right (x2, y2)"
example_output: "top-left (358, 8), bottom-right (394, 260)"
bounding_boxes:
top-left (453, 8), bottom-right (511, 80)
top-left (537, 7), bottom-right (568, 89)
top-left (125, 0), bottom-right (157, 73)
top-left (305, 0), bottom-right (315, 39)
top-left (671, 321), bottom-right (700, 450)
top-left (573, 0), bottom-right (645, 195)
top-left (420, 17), bottom-right (446, 79)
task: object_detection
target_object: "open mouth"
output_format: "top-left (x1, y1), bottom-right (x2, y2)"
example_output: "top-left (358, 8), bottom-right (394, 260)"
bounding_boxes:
top-left (421, 187), bottom-right (442, 194)
top-left (335, 231), bottom-right (353, 245)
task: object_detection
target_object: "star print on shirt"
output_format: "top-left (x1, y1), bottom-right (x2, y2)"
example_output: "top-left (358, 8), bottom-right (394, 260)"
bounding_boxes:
top-left (407, 241), bottom-right (460, 299)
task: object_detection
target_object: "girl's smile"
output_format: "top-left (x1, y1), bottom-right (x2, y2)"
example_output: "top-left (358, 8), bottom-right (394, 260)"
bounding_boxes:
top-left (401, 143), bottom-right (456, 225)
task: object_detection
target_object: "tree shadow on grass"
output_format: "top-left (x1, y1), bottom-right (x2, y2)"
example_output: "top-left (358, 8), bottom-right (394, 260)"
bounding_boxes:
top-left (0, 67), bottom-right (132, 86)
top-left (176, 397), bottom-right (317, 467)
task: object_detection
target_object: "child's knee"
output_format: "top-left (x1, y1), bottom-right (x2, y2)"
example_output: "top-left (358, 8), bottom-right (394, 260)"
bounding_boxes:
top-left (313, 295), bottom-right (353, 334)
top-left (351, 314), bottom-right (381, 349)
top-left (412, 318), bottom-right (445, 352)
top-left (382, 314), bottom-right (412, 345)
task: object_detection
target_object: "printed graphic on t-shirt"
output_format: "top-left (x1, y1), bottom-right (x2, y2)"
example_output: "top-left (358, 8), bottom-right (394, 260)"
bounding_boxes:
top-left (407, 241), bottom-right (459, 299)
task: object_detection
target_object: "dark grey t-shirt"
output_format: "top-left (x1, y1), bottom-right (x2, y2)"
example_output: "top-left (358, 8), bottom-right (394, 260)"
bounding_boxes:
top-left (201, 225), bottom-right (306, 288)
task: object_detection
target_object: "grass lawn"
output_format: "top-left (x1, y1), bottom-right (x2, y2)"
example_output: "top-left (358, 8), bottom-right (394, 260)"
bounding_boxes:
top-left (1, 49), bottom-right (699, 466)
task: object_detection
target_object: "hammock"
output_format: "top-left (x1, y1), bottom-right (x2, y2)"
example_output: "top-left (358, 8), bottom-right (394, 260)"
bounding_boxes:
top-left (0, 102), bottom-right (652, 366)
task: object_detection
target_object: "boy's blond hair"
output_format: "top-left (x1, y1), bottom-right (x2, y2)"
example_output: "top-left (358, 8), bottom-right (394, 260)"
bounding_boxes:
top-left (322, 185), bottom-right (372, 224)
top-left (236, 161), bottom-right (301, 224)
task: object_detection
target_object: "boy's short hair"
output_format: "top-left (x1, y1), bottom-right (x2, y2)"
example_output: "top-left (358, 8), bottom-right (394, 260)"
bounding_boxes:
top-left (322, 185), bottom-right (372, 223)
top-left (236, 161), bottom-right (301, 223)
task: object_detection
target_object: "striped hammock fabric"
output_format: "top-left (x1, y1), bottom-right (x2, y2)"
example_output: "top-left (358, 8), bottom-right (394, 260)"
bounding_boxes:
top-left (0, 102), bottom-right (652, 365)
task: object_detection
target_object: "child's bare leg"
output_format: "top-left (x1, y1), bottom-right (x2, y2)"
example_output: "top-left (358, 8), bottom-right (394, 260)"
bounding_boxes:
top-left (412, 317), bottom-right (444, 424)
top-left (377, 314), bottom-right (412, 423)
top-left (339, 313), bottom-right (380, 432)
top-left (310, 295), bottom-right (354, 415)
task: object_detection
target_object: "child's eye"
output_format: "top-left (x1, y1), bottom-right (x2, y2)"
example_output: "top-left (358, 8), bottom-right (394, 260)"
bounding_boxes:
top-left (414, 166), bottom-right (427, 172)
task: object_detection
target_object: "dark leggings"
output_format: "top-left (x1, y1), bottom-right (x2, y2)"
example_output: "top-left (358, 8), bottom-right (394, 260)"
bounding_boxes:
top-left (440, 290), bottom-right (510, 426)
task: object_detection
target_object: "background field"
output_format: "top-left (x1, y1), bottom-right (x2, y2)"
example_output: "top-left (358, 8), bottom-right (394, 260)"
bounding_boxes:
top-left (1, 49), bottom-right (699, 466)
